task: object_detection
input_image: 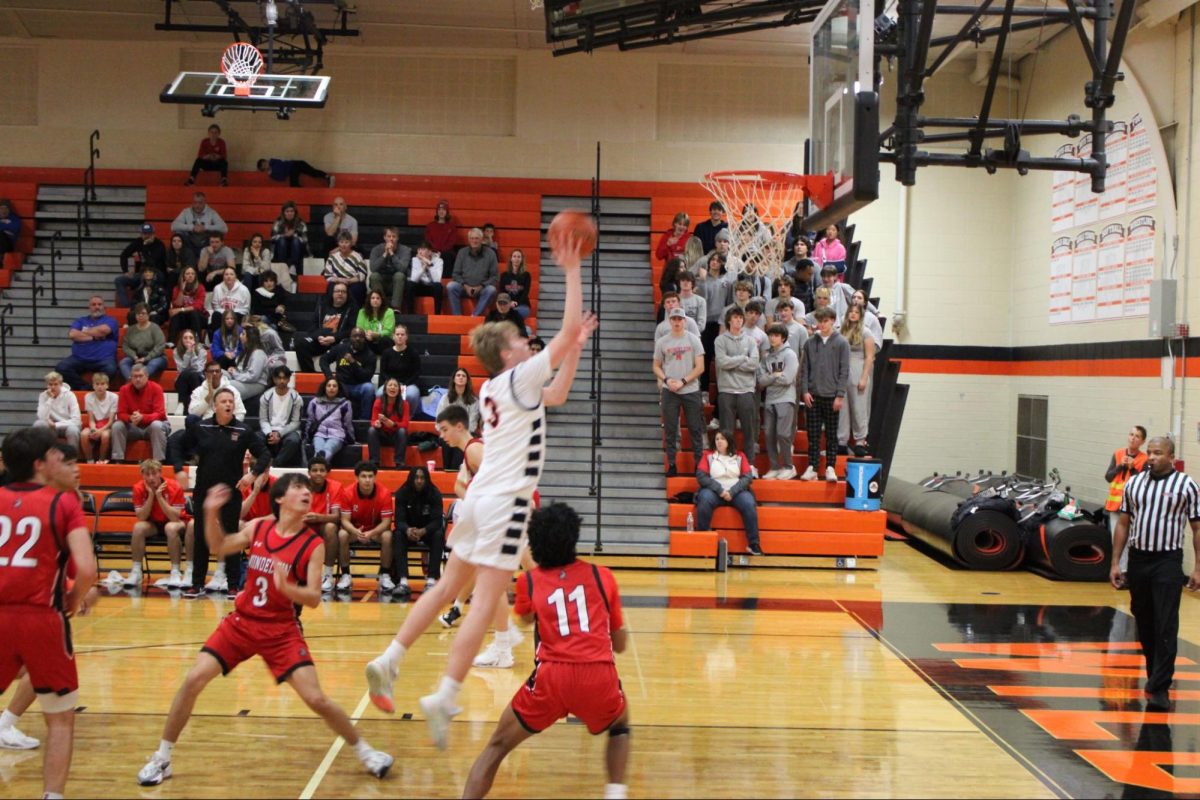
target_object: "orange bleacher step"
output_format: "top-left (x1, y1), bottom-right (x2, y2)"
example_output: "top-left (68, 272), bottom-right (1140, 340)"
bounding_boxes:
top-left (328, 468), bottom-right (457, 494)
top-left (679, 429), bottom-right (810, 451)
top-left (668, 530), bottom-right (719, 557)
top-left (667, 504), bottom-right (885, 533)
top-left (79, 463), bottom-right (177, 488)
top-left (665, 476), bottom-right (843, 504)
top-left (668, 529), bottom-right (884, 557)
top-left (675, 453), bottom-right (845, 475)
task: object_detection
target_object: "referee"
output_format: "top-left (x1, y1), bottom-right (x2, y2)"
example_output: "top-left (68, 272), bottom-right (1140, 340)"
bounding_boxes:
top-left (1111, 435), bottom-right (1200, 711)
top-left (171, 388), bottom-right (270, 597)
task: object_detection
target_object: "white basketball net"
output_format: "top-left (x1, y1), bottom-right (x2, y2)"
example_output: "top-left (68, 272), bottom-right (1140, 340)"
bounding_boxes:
top-left (699, 171), bottom-right (811, 278)
top-left (221, 42), bottom-right (264, 95)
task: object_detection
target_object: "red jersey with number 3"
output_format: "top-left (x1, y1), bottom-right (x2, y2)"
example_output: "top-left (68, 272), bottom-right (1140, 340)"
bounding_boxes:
top-left (514, 559), bottom-right (624, 664)
top-left (0, 483), bottom-right (86, 609)
top-left (236, 518), bottom-right (322, 624)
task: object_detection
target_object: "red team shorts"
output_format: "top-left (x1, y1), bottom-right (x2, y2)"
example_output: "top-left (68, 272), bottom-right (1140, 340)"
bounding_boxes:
top-left (0, 607), bottom-right (78, 710)
top-left (511, 661), bottom-right (626, 735)
top-left (202, 613), bottom-right (314, 684)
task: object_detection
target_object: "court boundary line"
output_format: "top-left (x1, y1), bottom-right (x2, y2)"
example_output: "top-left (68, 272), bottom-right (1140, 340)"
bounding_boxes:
top-left (298, 690), bottom-right (372, 799)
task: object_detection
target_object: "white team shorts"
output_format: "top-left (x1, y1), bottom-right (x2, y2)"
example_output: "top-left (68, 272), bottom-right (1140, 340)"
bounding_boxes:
top-left (447, 492), bottom-right (532, 572)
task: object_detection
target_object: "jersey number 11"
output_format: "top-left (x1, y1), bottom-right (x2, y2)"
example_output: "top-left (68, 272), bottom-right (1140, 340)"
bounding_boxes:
top-left (547, 585), bottom-right (590, 637)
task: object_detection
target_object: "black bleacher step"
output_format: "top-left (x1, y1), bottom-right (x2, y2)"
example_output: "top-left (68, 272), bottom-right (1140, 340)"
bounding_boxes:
top-left (309, 204), bottom-right (410, 253)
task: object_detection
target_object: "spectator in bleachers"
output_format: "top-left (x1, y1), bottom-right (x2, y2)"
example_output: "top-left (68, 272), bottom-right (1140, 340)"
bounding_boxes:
top-left (336, 461), bottom-right (394, 593)
top-left (655, 212), bottom-right (692, 264)
top-left (695, 430), bottom-right (762, 555)
top-left (111, 363), bottom-right (168, 462)
top-left (321, 328), bottom-right (378, 420)
top-left (654, 308), bottom-right (705, 478)
top-left (368, 378), bottom-right (410, 466)
top-left (654, 293), bottom-right (700, 340)
top-left (259, 365), bottom-right (304, 468)
top-left (186, 124), bottom-right (229, 187)
top-left (357, 289), bottom-right (395, 356)
top-left (240, 233), bottom-right (272, 292)
top-left (775, 303), bottom-right (808, 360)
top-left (295, 282), bottom-right (357, 373)
top-left (691, 229), bottom-right (742, 279)
top-left (171, 192), bottom-right (227, 260)
top-left (249, 270), bottom-right (293, 333)
top-left (820, 264), bottom-right (856, 323)
top-left (785, 206), bottom-right (811, 261)
top-left (119, 303), bottom-right (168, 381)
top-left (368, 226), bottom-right (410, 311)
top-left (306, 376), bottom-right (355, 462)
top-left (799, 307), bottom-right (850, 482)
top-left (0, 198), bottom-right (20, 257)
top-left (676, 272), bottom-right (706, 331)
top-left (436, 368), bottom-right (480, 471)
top-left (499, 249), bottom-right (532, 319)
top-left (34, 370), bottom-right (81, 449)
top-left (115, 223), bottom-right (167, 307)
top-left (658, 257), bottom-right (686, 301)
top-left (172, 329), bottom-right (208, 412)
top-left (744, 302), bottom-right (767, 352)
top-left (803, 286), bottom-right (832, 332)
top-left (447, 228), bottom-right (499, 317)
top-left (528, 336), bottom-right (545, 354)
top-left (188, 362), bottom-right (247, 421)
top-left (247, 317), bottom-right (288, 371)
top-left (164, 233), bottom-right (194, 291)
top-left (167, 266), bottom-right (207, 344)
top-left (199, 234), bottom-right (239, 293)
top-left (305, 456), bottom-right (347, 593)
top-left (696, 252), bottom-right (732, 394)
top-left (81, 373), bottom-right (116, 463)
top-left (813, 223), bottom-right (847, 277)
top-left (227, 325), bottom-right (270, 406)
top-left (378, 323), bottom-right (422, 419)
top-left (409, 240), bottom-right (444, 314)
top-left (714, 306), bottom-right (760, 469)
top-left (485, 294), bottom-right (526, 334)
top-left (239, 470), bottom-right (275, 523)
top-left (257, 156), bottom-right (335, 188)
top-left (758, 324), bottom-right (800, 481)
top-left (838, 306), bottom-right (875, 458)
top-left (120, 459), bottom-right (191, 588)
top-left (207, 266), bottom-right (251, 331)
top-left (692, 201), bottom-right (727, 255)
top-left (391, 466), bottom-right (445, 596)
top-left (126, 265), bottom-right (168, 326)
top-left (324, 196), bottom-right (359, 249)
top-left (781, 257), bottom-right (817, 315)
top-left (56, 295), bottom-right (119, 390)
top-left (210, 310), bottom-right (243, 369)
top-left (424, 200), bottom-right (457, 264)
top-left (481, 222), bottom-right (500, 253)
top-left (270, 201), bottom-right (307, 287)
top-left (765, 276), bottom-right (804, 320)
top-left (719, 281), bottom-right (757, 334)
top-left (851, 289), bottom-right (884, 348)
top-left (324, 230), bottom-right (369, 306)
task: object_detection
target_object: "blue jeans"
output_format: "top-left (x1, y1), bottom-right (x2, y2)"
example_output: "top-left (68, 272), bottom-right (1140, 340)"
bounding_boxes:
top-left (311, 435), bottom-right (345, 461)
top-left (346, 381), bottom-right (376, 420)
top-left (119, 355), bottom-right (167, 380)
top-left (376, 382), bottom-right (423, 420)
top-left (446, 282), bottom-right (496, 316)
top-left (694, 487), bottom-right (760, 549)
top-left (56, 354), bottom-right (118, 391)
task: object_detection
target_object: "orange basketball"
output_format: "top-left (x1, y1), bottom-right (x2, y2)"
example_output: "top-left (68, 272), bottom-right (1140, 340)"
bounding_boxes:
top-left (547, 210), bottom-right (598, 259)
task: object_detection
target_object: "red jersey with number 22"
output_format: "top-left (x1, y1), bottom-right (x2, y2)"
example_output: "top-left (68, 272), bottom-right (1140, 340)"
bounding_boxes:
top-left (514, 559), bottom-right (624, 664)
top-left (0, 483), bottom-right (86, 609)
top-left (236, 518), bottom-right (323, 624)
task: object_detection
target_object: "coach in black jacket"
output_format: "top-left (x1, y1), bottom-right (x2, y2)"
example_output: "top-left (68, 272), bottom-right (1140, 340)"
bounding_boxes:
top-left (172, 388), bottom-right (271, 595)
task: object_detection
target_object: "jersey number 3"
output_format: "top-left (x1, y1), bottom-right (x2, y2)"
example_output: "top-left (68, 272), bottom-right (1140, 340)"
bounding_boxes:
top-left (0, 515), bottom-right (42, 568)
top-left (547, 585), bottom-right (591, 636)
top-left (484, 397), bottom-right (500, 429)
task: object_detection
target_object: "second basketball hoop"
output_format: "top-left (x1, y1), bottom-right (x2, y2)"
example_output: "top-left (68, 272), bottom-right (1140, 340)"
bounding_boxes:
top-left (221, 42), bottom-right (265, 97)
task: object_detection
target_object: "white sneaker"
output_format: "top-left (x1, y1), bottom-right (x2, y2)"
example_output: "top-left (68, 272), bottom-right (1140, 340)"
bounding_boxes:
top-left (424, 577), bottom-right (437, 590)
top-left (825, 466), bottom-right (838, 482)
top-left (155, 569), bottom-right (183, 589)
top-left (750, 466), bottom-right (759, 479)
top-left (800, 466), bottom-right (818, 481)
top-left (707, 418), bottom-right (720, 430)
top-left (778, 466), bottom-right (797, 481)
top-left (378, 574), bottom-right (396, 593)
top-left (365, 659), bottom-right (397, 714)
top-left (359, 747), bottom-right (393, 778)
top-left (0, 725), bottom-right (39, 750)
top-left (762, 469), bottom-right (778, 480)
top-left (137, 754), bottom-right (172, 786)
top-left (122, 569), bottom-right (143, 587)
top-left (418, 693), bottom-right (460, 750)
top-left (182, 566), bottom-right (193, 586)
top-left (205, 573), bottom-right (228, 593)
top-left (321, 575), bottom-right (334, 593)
top-left (104, 569), bottom-right (123, 586)
top-left (604, 784), bottom-right (629, 800)
top-left (337, 572), bottom-right (353, 591)
top-left (473, 642), bottom-right (514, 669)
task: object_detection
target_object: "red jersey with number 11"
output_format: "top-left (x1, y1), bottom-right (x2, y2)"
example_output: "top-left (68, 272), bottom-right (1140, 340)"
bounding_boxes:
top-left (0, 483), bottom-right (87, 609)
top-left (236, 518), bottom-right (322, 624)
top-left (514, 559), bottom-right (624, 664)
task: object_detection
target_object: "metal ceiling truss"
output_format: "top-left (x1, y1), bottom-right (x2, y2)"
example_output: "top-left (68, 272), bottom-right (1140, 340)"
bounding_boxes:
top-left (156, 0), bottom-right (359, 74)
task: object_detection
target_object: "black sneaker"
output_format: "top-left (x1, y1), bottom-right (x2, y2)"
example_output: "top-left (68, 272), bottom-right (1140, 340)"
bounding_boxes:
top-left (666, 465), bottom-right (678, 477)
top-left (1146, 690), bottom-right (1171, 711)
top-left (182, 586), bottom-right (205, 600)
top-left (439, 605), bottom-right (462, 628)
top-left (747, 545), bottom-right (764, 556)
top-left (853, 444), bottom-right (871, 457)
top-left (392, 581), bottom-right (412, 598)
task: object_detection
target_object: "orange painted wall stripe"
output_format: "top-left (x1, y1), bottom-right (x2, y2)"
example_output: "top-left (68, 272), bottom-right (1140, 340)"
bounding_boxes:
top-left (896, 357), bottom-right (1163, 377)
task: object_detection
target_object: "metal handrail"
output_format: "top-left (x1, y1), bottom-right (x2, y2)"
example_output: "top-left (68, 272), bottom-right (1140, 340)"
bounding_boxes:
top-left (82, 129), bottom-right (100, 238)
top-left (75, 202), bottom-right (85, 271)
top-left (0, 302), bottom-right (13, 387)
top-left (49, 231), bottom-right (61, 306)
top-left (29, 265), bottom-right (45, 344)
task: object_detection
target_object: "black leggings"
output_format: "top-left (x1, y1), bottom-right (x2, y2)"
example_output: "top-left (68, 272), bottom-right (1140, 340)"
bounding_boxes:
top-left (190, 158), bottom-right (228, 180)
top-left (286, 160), bottom-right (329, 187)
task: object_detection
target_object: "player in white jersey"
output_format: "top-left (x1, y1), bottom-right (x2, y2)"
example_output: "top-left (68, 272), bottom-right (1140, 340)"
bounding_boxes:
top-left (366, 234), bottom-right (593, 748)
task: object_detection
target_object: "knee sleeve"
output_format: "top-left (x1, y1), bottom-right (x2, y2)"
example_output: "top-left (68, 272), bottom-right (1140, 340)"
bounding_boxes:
top-left (608, 723), bottom-right (631, 738)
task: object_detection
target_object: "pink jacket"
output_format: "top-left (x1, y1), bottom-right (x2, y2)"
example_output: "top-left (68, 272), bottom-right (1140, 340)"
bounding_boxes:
top-left (813, 237), bottom-right (846, 266)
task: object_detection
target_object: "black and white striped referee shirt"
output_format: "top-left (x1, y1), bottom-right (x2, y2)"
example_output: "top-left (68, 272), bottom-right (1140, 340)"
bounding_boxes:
top-left (1119, 468), bottom-right (1200, 551)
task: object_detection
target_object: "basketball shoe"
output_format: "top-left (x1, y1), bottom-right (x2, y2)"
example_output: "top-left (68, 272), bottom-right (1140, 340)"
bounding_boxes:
top-left (137, 754), bottom-right (172, 786)
top-left (440, 605), bottom-right (462, 628)
top-left (365, 659), bottom-right (397, 714)
top-left (418, 693), bottom-right (461, 750)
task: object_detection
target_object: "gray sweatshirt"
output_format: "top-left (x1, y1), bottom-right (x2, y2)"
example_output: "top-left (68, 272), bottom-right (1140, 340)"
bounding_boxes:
top-left (800, 332), bottom-right (850, 398)
top-left (756, 345), bottom-right (798, 405)
top-left (714, 330), bottom-right (759, 394)
top-left (451, 246), bottom-right (498, 287)
top-left (678, 293), bottom-right (707, 328)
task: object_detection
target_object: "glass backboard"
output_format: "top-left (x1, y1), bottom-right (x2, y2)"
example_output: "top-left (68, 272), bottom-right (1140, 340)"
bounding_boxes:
top-left (160, 72), bottom-right (330, 109)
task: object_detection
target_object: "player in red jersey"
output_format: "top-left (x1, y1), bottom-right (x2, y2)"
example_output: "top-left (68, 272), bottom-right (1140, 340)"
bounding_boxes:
top-left (462, 502), bottom-right (630, 800)
top-left (135, 476), bottom-right (393, 787)
top-left (334, 460), bottom-right (393, 592)
top-left (0, 427), bottom-right (96, 799)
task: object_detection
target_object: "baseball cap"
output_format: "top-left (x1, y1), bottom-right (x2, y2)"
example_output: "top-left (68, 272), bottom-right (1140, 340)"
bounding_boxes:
top-left (141, 223), bottom-right (155, 234)
top-left (436, 199), bottom-right (449, 208)
top-left (668, 307), bottom-right (686, 319)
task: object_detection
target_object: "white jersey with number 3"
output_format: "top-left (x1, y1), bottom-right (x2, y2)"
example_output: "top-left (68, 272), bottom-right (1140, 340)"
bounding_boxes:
top-left (467, 348), bottom-right (554, 500)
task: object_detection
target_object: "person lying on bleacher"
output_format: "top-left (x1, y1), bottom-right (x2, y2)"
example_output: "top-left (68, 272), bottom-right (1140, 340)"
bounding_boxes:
top-left (0, 198), bottom-right (20, 257)
top-left (199, 233), bottom-right (239, 292)
top-left (321, 328), bottom-right (379, 421)
top-left (171, 192), bottom-right (227, 261)
top-left (115, 223), bottom-right (167, 307)
top-left (295, 283), bottom-right (357, 374)
top-left (324, 231), bottom-right (369, 306)
top-left (257, 156), bottom-right (335, 189)
top-left (188, 363), bottom-right (247, 422)
top-left (369, 226), bottom-right (410, 312)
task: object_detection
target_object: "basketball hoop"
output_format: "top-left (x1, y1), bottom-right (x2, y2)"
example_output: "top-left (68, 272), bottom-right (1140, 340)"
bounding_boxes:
top-left (221, 42), bottom-right (265, 97)
top-left (699, 171), bottom-right (833, 278)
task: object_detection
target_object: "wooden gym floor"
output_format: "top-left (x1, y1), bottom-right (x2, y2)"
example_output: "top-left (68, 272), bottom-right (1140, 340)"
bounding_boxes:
top-left (3, 541), bottom-right (1198, 798)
